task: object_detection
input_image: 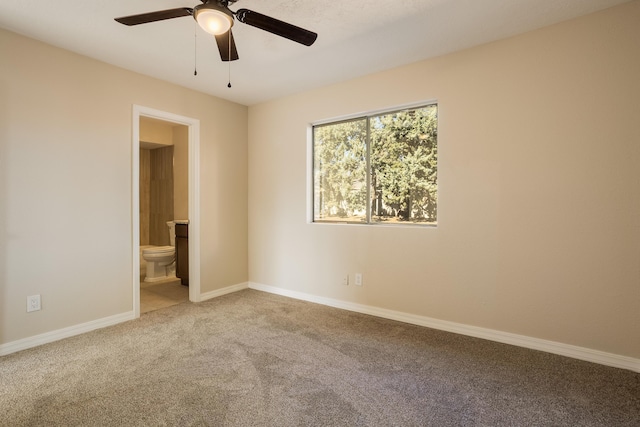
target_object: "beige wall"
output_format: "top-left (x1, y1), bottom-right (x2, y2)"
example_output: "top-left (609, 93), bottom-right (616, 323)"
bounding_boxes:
top-left (0, 28), bottom-right (248, 344)
top-left (248, 2), bottom-right (640, 358)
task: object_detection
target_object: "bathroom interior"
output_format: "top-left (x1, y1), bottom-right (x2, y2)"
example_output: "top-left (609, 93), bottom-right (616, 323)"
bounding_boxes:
top-left (139, 117), bottom-right (189, 314)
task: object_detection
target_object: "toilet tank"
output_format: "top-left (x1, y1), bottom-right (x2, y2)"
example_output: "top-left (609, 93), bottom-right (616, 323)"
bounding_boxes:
top-left (167, 220), bottom-right (189, 247)
top-left (166, 221), bottom-right (176, 247)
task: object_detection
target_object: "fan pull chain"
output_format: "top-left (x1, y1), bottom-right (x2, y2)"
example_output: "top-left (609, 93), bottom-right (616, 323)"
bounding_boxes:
top-left (193, 23), bottom-right (198, 76)
top-left (227, 32), bottom-right (232, 88)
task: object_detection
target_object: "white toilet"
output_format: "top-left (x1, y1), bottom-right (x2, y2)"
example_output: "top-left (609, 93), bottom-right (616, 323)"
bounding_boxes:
top-left (142, 221), bottom-right (177, 282)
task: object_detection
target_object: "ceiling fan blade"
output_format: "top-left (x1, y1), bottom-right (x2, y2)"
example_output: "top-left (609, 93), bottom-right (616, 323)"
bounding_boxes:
top-left (115, 8), bottom-right (193, 26)
top-left (235, 9), bottom-right (317, 46)
top-left (215, 30), bottom-right (239, 62)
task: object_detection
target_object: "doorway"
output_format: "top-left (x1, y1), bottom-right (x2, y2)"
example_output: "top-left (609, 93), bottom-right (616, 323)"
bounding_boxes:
top-left (132, 105), bottom-right (201, 318)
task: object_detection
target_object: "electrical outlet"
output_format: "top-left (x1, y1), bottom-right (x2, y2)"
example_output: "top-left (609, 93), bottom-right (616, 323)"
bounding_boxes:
top-left (355, 273), bottom-right (363, 286)
top-left (27, 295), bottom-right (41, 312)
top-left (342, 274), bottom-right (349, 286)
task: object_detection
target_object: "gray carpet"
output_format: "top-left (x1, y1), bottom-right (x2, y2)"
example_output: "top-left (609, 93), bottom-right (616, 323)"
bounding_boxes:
top-left (1, 289), bottom-right (638, 426)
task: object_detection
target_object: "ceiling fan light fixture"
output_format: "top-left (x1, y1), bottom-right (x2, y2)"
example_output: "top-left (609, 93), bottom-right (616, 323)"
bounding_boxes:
top-left (194, 5), bottom-right (233, 35)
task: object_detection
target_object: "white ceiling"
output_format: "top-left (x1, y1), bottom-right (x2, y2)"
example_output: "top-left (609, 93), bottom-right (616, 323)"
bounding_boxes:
top-left (0, 0), bottom-right (631, 106)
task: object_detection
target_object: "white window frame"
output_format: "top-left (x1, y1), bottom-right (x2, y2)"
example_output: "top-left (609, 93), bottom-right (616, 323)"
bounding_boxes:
top-left (308, 100), bottom-right (438, 226)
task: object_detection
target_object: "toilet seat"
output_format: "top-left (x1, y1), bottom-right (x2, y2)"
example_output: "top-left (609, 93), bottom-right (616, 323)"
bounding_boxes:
top-left (143, 246), bottom-right (174, 255)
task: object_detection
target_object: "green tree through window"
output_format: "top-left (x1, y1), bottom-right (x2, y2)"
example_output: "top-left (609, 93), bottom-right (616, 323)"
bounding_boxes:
top-left (313, 104), bottom-right (437, 225)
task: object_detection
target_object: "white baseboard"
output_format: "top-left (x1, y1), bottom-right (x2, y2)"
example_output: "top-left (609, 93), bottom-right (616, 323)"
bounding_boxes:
top-left (0, 311), bottom-right (135, 357)
top-left (4, 283), bottom-right (637, 373)
top-left (199, 281), bottom-right (249, 301)
top-left (248, 282), bottom-right (640, 373)
top-left (0, 282), bottom-right (249, 357)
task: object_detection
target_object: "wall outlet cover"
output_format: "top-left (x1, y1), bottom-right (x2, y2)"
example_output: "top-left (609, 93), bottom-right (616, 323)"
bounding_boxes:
top-left (27, 295), bottom-right (41, 312)
top-left (355, 273), bottom-right (363, 286)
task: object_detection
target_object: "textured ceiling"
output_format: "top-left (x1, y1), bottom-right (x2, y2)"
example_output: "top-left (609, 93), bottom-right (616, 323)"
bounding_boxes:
top-left (0, 0), bottom-right (631, 105)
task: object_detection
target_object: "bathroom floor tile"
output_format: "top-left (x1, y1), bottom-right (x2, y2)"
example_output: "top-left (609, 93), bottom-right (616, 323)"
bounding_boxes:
top-left (140, 278), bottom-right (188, 314)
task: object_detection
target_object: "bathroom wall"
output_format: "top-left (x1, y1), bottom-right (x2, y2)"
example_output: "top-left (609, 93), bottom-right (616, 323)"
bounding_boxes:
top-left (139, 149), bottom-right (151, 246)
top-left (140, 119), bottom-right (173, 146)
top-left (149, 146), bottom-right (174, 246)
top-left (173, 126), bottom-right (189, 221)
top-left (139, 118), bottom-right (188, 247)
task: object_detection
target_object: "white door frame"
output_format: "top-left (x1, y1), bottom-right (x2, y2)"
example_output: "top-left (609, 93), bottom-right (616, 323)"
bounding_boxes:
top-left (132, 105), bottom-right (201, 317)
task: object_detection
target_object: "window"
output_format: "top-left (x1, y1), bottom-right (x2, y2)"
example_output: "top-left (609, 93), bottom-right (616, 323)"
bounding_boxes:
top-left (313, 103), bottom-right (437, 225)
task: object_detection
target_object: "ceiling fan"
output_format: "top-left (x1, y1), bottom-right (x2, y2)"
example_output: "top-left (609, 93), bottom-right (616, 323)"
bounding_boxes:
top-left (115, 0), bottom-right (318, 62)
